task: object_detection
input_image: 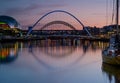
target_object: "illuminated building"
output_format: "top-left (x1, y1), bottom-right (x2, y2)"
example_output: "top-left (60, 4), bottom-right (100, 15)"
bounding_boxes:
top-left (0, 15), bottom-right (21, 29)
top-left (0, 16), bottom-right (22, 37)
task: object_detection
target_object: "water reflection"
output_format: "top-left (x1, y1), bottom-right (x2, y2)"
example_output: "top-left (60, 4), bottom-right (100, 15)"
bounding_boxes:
top-left (0, 40), bottom-right (111, 83)
top-left (102, 63), bottom-right (120, 83)
top-left (0, 40), bottom-right (108, 64)
top-left (37, 41), bottom-right (77, 57)
top-left (27, 40), bottom-right (109, 56)
top-left (27, 40), bottom-right (83, 69)
top-left (0, 42), bottom-right (20, 63)
top-left (25, 40), bottom-right (109, 69)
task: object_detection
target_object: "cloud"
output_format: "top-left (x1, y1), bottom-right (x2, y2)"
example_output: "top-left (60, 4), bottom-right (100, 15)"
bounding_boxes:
top-left (3, 3), bottom-right (65, 16)
top-left (0, 0), bottom-right (16, 2)
top-left (1, 2), bottom-right (66, 30)
top-left (0, 1), bottom-right (67, 29)
top-left (91, 13), bottom-right (105, 16)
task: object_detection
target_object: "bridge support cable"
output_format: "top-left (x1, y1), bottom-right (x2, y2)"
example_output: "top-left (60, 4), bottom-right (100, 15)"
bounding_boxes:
top-left (84, 27), bottom-right (92, 37)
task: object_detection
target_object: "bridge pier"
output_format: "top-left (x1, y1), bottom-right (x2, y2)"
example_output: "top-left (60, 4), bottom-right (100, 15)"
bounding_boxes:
top-left (74, 39), bottom-right (77, 46)
top-left (70, 39), bottom-right (79, 46)
top-left (73, 39), bottom-right (79, 46)
top-left (71, 39), bottom-right (74, 46)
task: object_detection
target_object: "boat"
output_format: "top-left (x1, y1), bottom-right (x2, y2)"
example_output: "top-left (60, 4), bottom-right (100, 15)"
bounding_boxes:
top-left (102, 0), bottom-right (120, 65)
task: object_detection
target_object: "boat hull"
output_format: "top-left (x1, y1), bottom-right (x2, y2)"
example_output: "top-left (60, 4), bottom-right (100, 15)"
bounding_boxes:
top-left (102, 55), bottom-right (120, 65)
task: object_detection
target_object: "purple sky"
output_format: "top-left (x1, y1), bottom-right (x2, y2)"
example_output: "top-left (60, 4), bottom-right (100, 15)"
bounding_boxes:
top-left (0, 0), bottom-right (115, 30)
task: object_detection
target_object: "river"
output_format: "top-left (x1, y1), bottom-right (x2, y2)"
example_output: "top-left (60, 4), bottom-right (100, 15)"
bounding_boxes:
top-left (0, 39), bottom-right (119, 83)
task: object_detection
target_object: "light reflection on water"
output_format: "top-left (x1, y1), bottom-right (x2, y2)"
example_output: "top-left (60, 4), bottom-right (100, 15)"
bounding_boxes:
top-left (0, 40), bottom-right (117, 83)
top-left (0, 42), bottom-right (19, 63)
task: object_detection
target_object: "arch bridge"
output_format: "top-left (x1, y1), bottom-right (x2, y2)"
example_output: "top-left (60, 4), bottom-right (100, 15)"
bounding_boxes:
top-left (27, 10), bottom-right (92, 37)
top-left (40, 20), bottom-right (76, 30)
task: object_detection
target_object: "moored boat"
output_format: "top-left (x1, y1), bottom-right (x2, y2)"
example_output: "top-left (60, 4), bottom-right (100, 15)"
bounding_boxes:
top-left (102, 0), bottom-right (120, 65)
top-left (102, 35), bottom-right (120, 65)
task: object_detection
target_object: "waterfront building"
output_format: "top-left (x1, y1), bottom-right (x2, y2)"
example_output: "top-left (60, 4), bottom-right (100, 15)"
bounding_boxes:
top-left (0, 16), bottom-right (22, 37)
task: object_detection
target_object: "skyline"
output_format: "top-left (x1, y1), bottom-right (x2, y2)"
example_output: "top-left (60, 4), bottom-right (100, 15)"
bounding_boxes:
top-left (0, 0), bottom-right (117, 30)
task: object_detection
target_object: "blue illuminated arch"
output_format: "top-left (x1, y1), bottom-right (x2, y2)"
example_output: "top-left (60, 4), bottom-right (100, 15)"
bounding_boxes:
top-left (27, 10), bottom-right (85, 35)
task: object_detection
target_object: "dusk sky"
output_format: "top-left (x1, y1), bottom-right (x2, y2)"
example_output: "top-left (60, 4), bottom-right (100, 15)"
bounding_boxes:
top-left (0, 0), bottom-right (115, 30)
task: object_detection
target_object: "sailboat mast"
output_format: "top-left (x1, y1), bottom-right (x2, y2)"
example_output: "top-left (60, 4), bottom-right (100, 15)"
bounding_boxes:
top-left (116, 0), bottom-right (119, 34)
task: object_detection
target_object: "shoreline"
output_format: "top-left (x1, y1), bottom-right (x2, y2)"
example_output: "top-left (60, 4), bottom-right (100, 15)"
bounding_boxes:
top-left (0, 36), bottom-right (109, 42)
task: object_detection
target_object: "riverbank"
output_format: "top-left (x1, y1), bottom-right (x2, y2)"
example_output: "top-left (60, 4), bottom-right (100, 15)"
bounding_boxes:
top-left (0, 36), bottom-right (109, 42)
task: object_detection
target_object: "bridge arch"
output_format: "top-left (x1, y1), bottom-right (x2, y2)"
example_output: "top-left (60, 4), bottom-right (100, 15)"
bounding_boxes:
top-left (27, 10), bottom-right (85, 35)
top-left (40, 20), bottom-right (76, 30)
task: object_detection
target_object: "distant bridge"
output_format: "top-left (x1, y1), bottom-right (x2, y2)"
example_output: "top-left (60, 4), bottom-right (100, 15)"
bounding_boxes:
top-left (26, 10), bottom-right (92, 37)
top-left (40, 20), bottom-right (76, 30)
